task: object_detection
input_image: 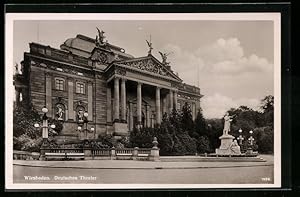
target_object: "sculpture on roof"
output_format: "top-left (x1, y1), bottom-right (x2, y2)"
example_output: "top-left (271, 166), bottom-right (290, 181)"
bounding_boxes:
top-left (159, 51), bottom-right (172, 65)
top-left (146, 35), bottom-right (153, 55)
top-left (96, 27), bottom-right (106, 46)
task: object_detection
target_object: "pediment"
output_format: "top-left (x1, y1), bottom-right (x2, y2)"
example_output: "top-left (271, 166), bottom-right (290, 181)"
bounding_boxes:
top-left (115, 55), bottom-right (182, 82)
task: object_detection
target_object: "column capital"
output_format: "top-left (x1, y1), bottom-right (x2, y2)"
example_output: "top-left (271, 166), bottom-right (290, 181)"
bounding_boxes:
top-left (156, 86), bottom-right (161, 90)
top-left (137, 81), bottom-right (143, 86)
top-left (114, 77), bottom-right (120, 81)
top-left (121, 77), bottom-right (127, 83)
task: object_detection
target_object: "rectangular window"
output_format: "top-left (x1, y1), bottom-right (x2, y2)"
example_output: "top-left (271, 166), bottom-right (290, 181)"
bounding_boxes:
top-left (55, 79), bottom-right (64, 91)
top-left (76, 82), bottom-right (85, 94)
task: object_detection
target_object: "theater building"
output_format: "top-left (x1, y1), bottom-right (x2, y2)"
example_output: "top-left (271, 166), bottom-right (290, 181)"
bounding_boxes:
top-left (14, 30), bottom-right (203, 140)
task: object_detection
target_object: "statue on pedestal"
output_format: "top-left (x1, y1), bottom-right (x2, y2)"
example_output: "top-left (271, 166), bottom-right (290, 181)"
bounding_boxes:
top-left (223, 112), bottom-right (235, 136)
top-left (216, 112), bottom-right (240, 155)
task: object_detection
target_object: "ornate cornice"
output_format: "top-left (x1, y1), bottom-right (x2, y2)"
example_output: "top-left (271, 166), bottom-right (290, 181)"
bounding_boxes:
top-left (28, 55), bottom-right (94, 78)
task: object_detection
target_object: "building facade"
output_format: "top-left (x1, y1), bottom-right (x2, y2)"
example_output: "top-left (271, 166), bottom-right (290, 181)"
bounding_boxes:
top-left (14, 30), bottom-right (203, 140)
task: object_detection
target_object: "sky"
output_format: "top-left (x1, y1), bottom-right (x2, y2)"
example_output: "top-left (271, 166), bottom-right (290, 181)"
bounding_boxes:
top-left (13, 20), bottom-right (274, 119)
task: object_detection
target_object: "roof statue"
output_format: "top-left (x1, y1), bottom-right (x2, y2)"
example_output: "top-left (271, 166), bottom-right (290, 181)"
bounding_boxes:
top-left (95, 27), bottom-right (106, 47)
top-left (146, 35), bottom-right (153, 55)
top-left (159, 51), bottom-right (172, 65)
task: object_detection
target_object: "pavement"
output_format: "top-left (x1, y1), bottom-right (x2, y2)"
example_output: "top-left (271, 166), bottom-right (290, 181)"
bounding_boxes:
top-left (13, 155), bottom-right (273, 169)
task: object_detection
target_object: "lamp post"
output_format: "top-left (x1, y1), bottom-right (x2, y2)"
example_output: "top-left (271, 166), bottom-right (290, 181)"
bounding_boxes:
top-left (237, 128), bottom-right (244, 146)
top-left (34, 106), bottom-right (56, 160)
top-left (78, 111), bottom-right (94, 140)
top-left (34, 107), bottom-right (56, 146)
top-left (247, 130), bottom-right (255, 155)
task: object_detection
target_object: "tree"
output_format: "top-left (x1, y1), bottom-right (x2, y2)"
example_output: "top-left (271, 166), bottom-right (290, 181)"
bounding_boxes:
top-left (260, 95), bottom-right (274, 113)
top-left (260, 95), bottom-right (274, 127)
top-left (193, 109), bottom-right (207, 137)
top-left (181, 102), bottom-right (194, 132)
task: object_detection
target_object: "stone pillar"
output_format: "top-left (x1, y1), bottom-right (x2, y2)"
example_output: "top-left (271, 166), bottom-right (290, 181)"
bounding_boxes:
top-left (169, 90), bottom-right (173, 113)
top-left (129, 102), bottom-right (133, 131)
top-left (113, 77), bottom-right (120, 122)
top-left (174, 90), bottom-right (178, 111)
top-left (121, 78), bottom-right (127, 122)
top-left (106, 86), bottom-right (112, 123)
top-left (45, 73), bottom-right (52, 116)
top-left (137, 82), bottom-right (142, 125)
top-left (67, 79), bottom-right (74, 120)
top-left (162, 96), bottom-right (167, 116)
top-left (110, 147), bottom-right (116, 160)
top-left (146, 105), bottom-right (151, 127)
top-left (192, 102), bottom-right (196, 121)
top-left (87, 82), bottom-right (93, 121)
top-left (156, 87), bottom-right (161, 124)
top-left (133, 147), bottom-right (139, 160)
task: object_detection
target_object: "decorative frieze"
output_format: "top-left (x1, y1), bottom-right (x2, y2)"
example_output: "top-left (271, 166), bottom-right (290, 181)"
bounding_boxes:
top-left (115, 67), bottom-right (126, 76)
top-left (121, 58), bottom-right (168, 77)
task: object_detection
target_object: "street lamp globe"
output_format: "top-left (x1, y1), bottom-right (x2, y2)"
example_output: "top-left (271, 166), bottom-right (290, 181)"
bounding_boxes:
top-left (78, 126), bottom-right (82, 130)
top-left (50, 124), bottom-right (56, 129)
top-left (239, 128), bottom-right (242, 133)
top-left (42, 107), bottom-right (48, 113)
top-left (91, 127), bottom-right (95, 131)
top-left (249, 130), bottom-right (253, 134)
top-left (83, 112), bottom-right (88, 118)
top-left (34, 123), bottom-right (40, 128)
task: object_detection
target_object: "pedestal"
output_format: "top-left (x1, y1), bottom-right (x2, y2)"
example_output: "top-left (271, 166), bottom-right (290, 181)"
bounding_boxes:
top-left (113, 122), bottom-right (128, 136)
top-left (149, 147), bottom-right (160, 161)
top-left (216, 134), bottom-right (235, 155)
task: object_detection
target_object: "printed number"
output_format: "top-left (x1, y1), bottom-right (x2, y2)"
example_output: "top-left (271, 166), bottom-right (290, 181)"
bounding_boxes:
top-left (261, 177), bottom-right (271, 181)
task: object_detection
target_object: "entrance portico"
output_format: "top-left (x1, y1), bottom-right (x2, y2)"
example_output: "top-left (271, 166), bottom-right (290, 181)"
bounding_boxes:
top-left (105, 55), bottom-right (181, 135)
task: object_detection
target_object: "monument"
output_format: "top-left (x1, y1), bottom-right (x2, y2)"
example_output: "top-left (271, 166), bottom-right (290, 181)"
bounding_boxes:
top-left (216, 112), bottom-right (241, 155)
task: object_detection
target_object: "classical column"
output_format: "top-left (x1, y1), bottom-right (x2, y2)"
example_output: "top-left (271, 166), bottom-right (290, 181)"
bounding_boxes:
top-left (146, 105), bottom-right (151, 127)
top-left (169, 90), bottom-right (174, 113)
top-left (45, 73), bottom-right (52, 116)
top-left (129, 102), bottom-right (133, 131)
top-left (192, 102), bottom-right (196, 121)
top-left (162, 96), bottom-right (167, 116)
top-left (174, 90), bottom-right (178, 111)
top-left (156, 87), bottom-right (161, 124)
top-left (121, 78), bottom-right (127, 122)
top-left (113, 77), bottom-right (120, 122)
top-left (137, 82), bottom-right (142, 125)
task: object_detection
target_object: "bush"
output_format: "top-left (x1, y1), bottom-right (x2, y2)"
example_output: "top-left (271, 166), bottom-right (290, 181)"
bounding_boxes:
top-left (196, 136), bottom-right (211, 153)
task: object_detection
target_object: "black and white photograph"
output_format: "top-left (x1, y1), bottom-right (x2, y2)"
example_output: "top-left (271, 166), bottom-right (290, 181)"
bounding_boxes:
top-left (5, 13), bottom-right (281, 189)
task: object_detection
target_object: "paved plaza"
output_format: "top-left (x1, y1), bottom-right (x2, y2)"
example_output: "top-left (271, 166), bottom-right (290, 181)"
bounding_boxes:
top-left (13, 155), bottom-right (274, 184)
